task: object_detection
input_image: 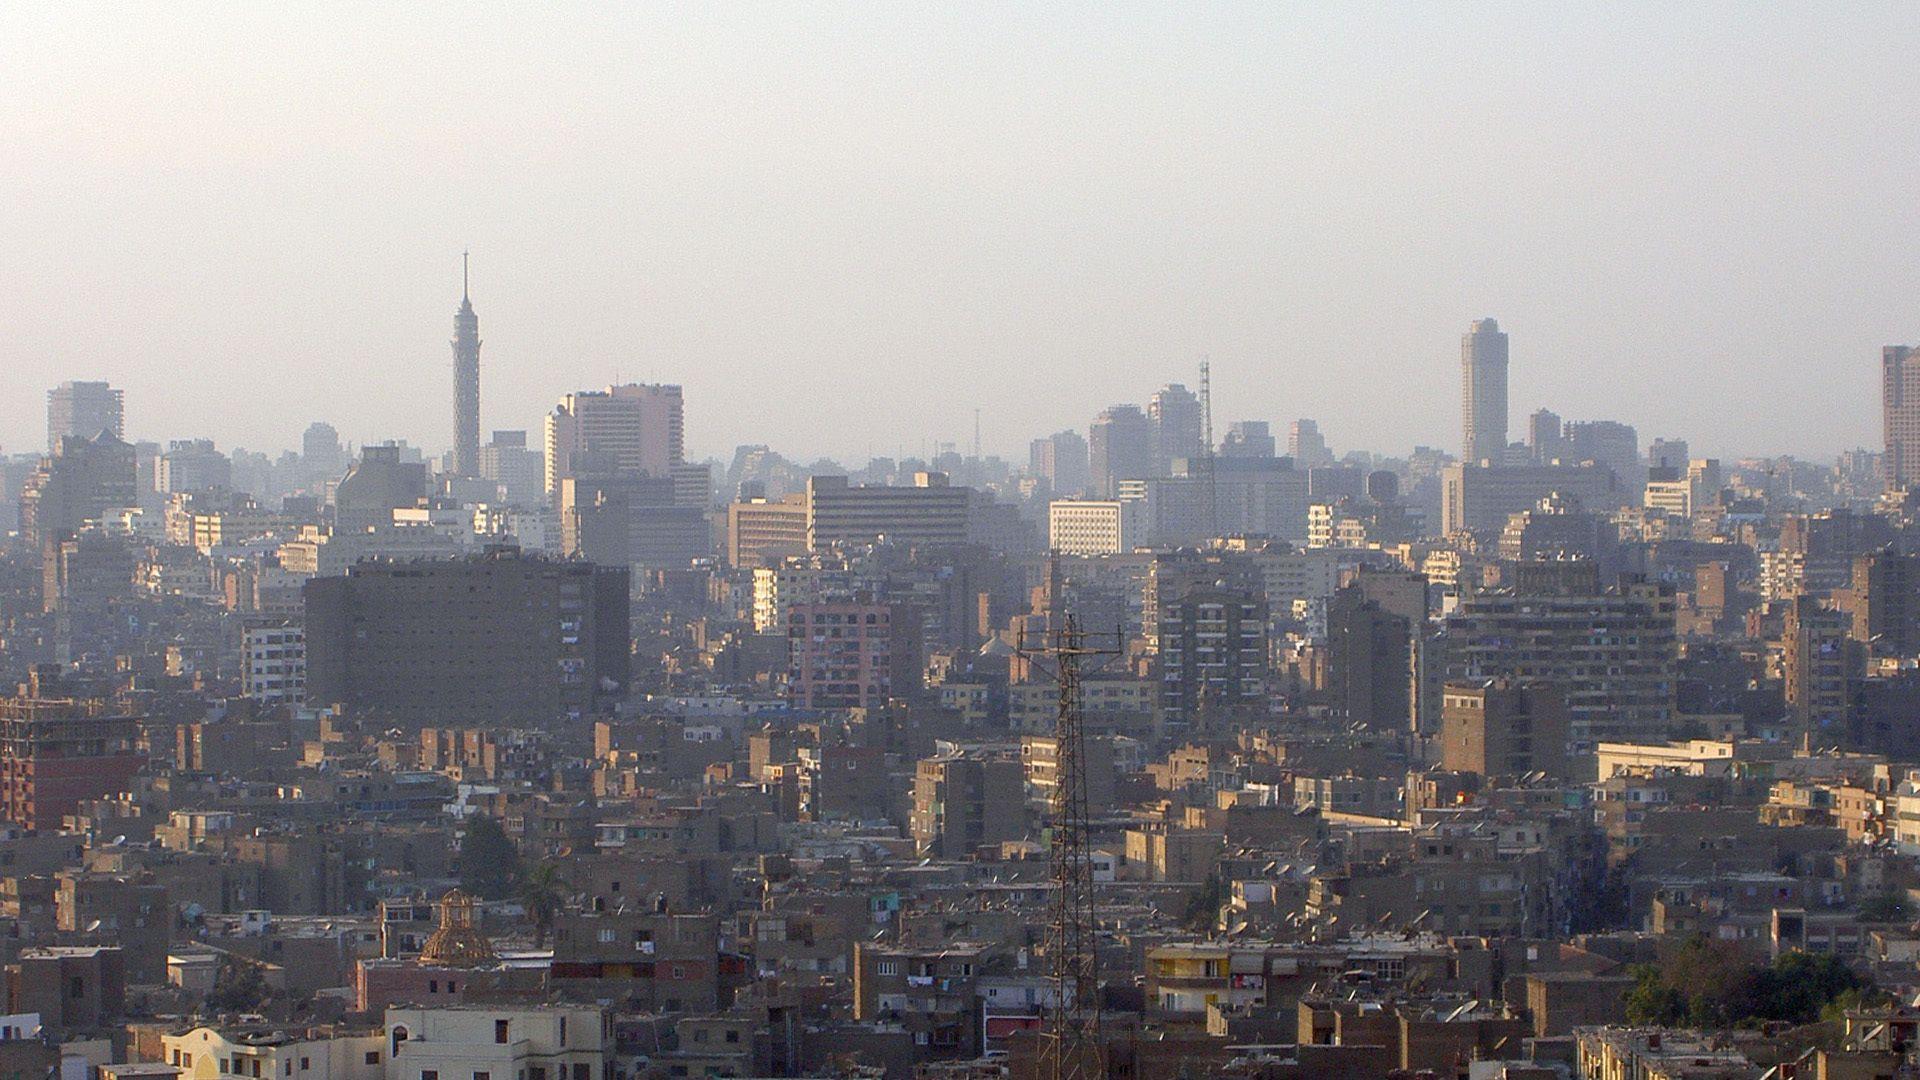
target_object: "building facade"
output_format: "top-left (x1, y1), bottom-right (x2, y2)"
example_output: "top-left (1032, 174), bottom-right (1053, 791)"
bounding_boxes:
top-left (302, 550), bottom-right (630, 726)
top-left (1461, 318), bottom-right (1509, 465)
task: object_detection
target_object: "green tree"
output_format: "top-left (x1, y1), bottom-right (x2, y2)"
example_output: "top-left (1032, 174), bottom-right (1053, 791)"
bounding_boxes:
top-left (1181, 874), bottom-right (1224, 933)
top-left (1856, 892), bottom-right (1910, 922)
top-left (456, 816), bottom-right (524, 900)
top-left (205, 956), bottom-right (270, 1014)
top-left (1621, 940), bottom-right (1872, 1030)
top-left (520, 861), bottom-right (571, 948)
top-left (1622, 964), bottom-right (1685, 1026)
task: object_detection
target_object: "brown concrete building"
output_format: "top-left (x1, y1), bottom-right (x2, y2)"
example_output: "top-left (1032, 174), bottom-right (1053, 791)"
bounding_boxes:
top-left (909, 755), bottom-right (1025, 859)
top-left (1441, 679), bottom-right (1571, 780)
top-left (303, 549), bottom-right (630, 726)
top-left (0, 696), bottom-right (144, 832)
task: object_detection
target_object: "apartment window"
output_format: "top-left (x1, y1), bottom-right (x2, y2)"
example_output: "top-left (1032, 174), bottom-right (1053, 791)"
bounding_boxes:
top-left (422, 1073), bottom-right (438, 1080)
top-left (365, 1053), bottom-right (381, 1066)
top-left (877, 961), bottom-right (898, 976)
top-left (572, 1066), bottom-right (590, 1080)
top-left (474, 1072), bottom-right (490, 1080)
top-left (300, 1060), bottom-right (310, 1071)
top-left (495, 1020), bottom-right (510, 1044)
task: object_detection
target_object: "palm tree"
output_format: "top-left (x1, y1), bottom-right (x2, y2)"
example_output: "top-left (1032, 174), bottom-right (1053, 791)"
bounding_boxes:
top-left (519, 861), bottom-right (571, 949)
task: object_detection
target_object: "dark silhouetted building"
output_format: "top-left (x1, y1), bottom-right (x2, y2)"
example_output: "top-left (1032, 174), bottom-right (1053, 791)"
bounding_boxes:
top-left (46, 381), bottom-right (123, 456)
top-left (303, 548), bottom-right (630, 725)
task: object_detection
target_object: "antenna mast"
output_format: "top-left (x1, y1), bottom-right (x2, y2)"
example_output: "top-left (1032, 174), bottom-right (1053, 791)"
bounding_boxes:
top-left (1017, 614), bottom-right (1121, 1080)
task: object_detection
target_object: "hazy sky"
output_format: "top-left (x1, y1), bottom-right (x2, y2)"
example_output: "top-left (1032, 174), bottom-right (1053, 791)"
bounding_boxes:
top-left (3, 4), bottom-right (1917, 465)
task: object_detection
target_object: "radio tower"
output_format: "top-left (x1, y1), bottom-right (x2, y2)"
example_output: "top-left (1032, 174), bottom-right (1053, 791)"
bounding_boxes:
top-left (1021, 604), bottom-right (1120, 1080)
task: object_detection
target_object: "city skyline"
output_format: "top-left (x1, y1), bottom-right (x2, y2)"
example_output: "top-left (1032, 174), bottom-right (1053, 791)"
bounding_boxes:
top-left (4, 7), bottom-right (1917, 463)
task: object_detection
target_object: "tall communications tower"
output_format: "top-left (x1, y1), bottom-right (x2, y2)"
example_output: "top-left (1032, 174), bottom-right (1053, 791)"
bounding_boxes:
top-left (451, 252), bottom-right (482, 478)
top-left (1021, 612), bottom-right (1121, 1080)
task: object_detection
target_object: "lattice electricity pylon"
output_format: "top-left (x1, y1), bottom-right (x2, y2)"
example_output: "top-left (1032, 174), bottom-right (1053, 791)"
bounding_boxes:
top-left (1016, 611), bottom-right (1124, 1080)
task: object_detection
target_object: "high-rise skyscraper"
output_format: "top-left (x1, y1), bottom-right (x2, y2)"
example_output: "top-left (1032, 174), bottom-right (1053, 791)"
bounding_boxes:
top-left (1029, 430), bottom-right (1090, 496)
top-left (544, 384), bottom-right (685, 502)
top-left (1147, 384), bottom-right (1202, 477)
top-left (1288, 419), bottom-right (1333, 468)
top-left (1087, 404), bottom-right (1151, 499)
top-left (1885, 345), bottom-right (1920, 491)
top-left (1461, 318), bottom-right (1509, 465)
top-left (303, 422), bottom-right (345, 478)
top-left (451, 254), bottom-right (482, 478)
top-left (1220, 421), bottom-right (1275, 458)
top-left (46, 381), bottom-right (124, 455)
top-left (1526, 408), bottom-right (1562, 464)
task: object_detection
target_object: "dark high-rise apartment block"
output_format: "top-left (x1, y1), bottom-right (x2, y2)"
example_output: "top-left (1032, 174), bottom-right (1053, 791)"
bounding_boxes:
top-left (785, 601), bottom-right (922, 711)
top-left (1561, 420), bottom-right (1640, 488)
top-left (1029, 430), bottom-right (1089, 496)
top-left (1221, 421), bottom-right (1275, 458)
top-left (1147, 549), bottom-right (1269, 730)
top-left (544, 384), bottom-right (685, 502)
top-left (909, 754), bottom-right (1025, 859)
top-left (478, 430), bottom-right (545, 507)
top-left (46, 381), bottom-right (123, 455)
top-left (1445, 561), bottom-right (1675, 751)
top-left (1885, 344), bottom-right (1920, 491)
top-left (1837, 551), bottom-right (1920, 659)
top-left (331, 444), bottom-right (430, 534)
top-left (1441, 679), bottom-right (1570, 781)
top-left (1325, 568), bottom-right (1428, 730)
top-left (1527, 408), bottom-right (1562, 463)
top-left (1148, 384), bottom-right (1203, 477)
top-left (561, 472), bottom-right (709, 570)
top-left (1781, 596), bottom-right (1862, 732)
top-left (302, 548), bottom-right (630, 726)
top-left (803, 473), bottom-right (971, 551)
top-left (19, 432), bottom-right (138, 548)
top-left (1461, 318), bottom-right (1509, 465)
top-left (1647, 437), bottom-right (1690, 472)
top-left (0, 692), bottom-right (144, 832)
top-left (1289, 419), bottom-right (1333, 468)
top-left (451, 256), bottom-right (482, 478)
top-left (1439, 462), bottom-right (1618, 538)
top-left (1088, 404), bottom-right (1151, 499)
top-left (155, 439), bottom-right (230, 495)
top-left (303, 421), bottom-right (345, 477)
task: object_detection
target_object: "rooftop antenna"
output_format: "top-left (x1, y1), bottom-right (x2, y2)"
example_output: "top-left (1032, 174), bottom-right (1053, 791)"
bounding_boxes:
top-left (462, 250), bottom-right (469, 301)
top-left (973, 408), bottom-right (982, 462)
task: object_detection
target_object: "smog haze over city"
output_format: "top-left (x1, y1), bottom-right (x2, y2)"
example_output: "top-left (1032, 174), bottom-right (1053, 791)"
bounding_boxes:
top-left (15, 8), bottom-right (1920, 1080)
top-left (4, 5), bottom-right (1918, 462)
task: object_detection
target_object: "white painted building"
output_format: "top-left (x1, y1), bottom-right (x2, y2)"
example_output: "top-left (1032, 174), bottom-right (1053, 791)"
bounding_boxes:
top-left (162, 1025), bottom-right (384, 1080)
top-left (1047, 500), bottom-right (1134, 556)
top-left (242, 625), bottom-right (306, 706)
top-left (385, 1005), bottom-right (607, 1080)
